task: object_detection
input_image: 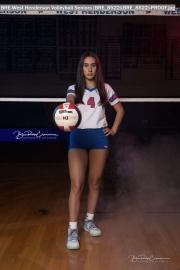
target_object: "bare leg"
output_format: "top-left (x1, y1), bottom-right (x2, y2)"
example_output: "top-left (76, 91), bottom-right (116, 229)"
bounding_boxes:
top-left (68, 149), bottom-right (88, 222)
top-left (87, 150), bottom-right (109, 214)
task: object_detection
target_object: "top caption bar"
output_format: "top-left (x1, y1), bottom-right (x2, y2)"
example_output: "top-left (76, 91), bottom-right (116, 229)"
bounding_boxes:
top-left (0, 5), bottom-right (176, 11)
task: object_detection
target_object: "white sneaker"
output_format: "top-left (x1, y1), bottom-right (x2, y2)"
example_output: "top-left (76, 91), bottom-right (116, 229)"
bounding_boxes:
top-left (67, 228), bottom-right (80, 250)
top-left (84, 218), bottom-right (102, 237)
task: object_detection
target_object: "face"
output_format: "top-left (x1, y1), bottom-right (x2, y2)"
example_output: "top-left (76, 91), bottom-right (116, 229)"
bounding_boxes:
top-left (83, 57), bottom-right (97, 81)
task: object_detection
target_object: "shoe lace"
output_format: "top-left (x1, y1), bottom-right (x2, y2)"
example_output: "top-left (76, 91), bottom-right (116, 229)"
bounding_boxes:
top-left (87, 220), bottom-right (97, 230)
top-left (70, 229), bottom-right (79, 241)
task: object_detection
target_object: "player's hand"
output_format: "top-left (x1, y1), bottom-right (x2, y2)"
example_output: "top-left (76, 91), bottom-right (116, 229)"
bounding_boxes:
top-left (103, 127), bottom-right (116, 136)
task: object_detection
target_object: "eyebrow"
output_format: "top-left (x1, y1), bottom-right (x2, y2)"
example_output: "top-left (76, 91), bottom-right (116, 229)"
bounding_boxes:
top-left (83, 62), bottom-right (96, 65)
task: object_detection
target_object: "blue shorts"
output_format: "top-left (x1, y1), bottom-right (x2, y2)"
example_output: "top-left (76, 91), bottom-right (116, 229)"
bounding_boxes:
top-left (69, 128), bottom-right (109, 151)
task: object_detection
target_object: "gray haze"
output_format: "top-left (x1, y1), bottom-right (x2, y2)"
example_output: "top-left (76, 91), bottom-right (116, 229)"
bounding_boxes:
top-left (107, 131), bottom-right (180, 213)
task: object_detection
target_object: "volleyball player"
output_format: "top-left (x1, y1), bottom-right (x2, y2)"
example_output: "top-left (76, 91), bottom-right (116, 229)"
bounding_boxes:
top-left (66, 51), bottom-right (124, 249)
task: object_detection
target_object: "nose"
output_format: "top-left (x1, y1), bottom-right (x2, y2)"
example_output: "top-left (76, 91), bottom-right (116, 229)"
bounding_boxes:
top-left (88, 65), bottom-right (92, 72)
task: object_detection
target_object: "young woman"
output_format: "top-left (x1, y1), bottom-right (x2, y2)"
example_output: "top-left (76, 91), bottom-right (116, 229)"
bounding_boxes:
top-left (66, 51), bottom-right (124, 249)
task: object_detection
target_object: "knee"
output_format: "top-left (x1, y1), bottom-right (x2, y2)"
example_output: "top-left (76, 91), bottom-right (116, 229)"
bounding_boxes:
top-left (71, 182), bottom-right (84, 196)
top-left (89, 177), bottom-right (101, 191)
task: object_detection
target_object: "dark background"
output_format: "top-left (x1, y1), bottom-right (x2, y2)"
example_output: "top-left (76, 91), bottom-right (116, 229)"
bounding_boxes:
top-left (0, 0), bottom-right (180, 164)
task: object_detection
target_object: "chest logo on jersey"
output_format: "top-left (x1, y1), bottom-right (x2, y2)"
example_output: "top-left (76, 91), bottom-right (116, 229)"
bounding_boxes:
top-left (87, 97), bottom-right (95, 108)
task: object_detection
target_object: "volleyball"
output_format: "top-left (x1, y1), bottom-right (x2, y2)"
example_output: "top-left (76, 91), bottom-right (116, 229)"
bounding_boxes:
top-left (53, 103), bottom-right (81, 132)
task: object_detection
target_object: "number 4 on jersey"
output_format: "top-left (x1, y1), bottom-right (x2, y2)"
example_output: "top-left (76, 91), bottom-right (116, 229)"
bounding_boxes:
top-left (87, 97), bottom-right (95, 108)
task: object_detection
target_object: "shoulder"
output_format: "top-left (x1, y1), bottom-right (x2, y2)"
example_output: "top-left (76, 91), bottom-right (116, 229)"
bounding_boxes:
top-left (104, 83), bottom-right (114, 93)
top-left (67, 84), bottom-right (75, 90)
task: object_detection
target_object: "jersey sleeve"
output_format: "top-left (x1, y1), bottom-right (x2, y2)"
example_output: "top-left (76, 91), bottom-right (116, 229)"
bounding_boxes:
top-left (66, 85), bottom-right (76, 97)
top-left (105, 84), bottom-right (119, 106)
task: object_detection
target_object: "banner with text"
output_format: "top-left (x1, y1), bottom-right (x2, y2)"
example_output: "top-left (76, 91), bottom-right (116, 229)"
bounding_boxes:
top-left (0, 5), bottom-right (179, 16)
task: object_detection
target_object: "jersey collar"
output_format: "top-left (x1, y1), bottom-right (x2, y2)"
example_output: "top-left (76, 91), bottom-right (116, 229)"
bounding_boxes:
top-left (85, 87), bottom-right (96, 92)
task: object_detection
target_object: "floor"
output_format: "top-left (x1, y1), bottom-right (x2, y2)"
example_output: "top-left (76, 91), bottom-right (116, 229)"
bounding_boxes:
top-left (0, 130), bottom-right (180, 270)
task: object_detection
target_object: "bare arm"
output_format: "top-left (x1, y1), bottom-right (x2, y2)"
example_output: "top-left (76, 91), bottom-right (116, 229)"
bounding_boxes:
top-left (104, 101), bottom-right (124, 136)
top-left (66, 95), bottom-right (75, 104)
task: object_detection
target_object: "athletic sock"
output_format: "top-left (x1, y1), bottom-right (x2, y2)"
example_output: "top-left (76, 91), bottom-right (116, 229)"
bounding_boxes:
top-left (69, 221), bottom-right (77, 230)
top-left (86, 212), bottom-right (94, 220)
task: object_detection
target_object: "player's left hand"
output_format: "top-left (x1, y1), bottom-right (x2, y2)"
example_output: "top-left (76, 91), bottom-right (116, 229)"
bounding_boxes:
top-left (103, 127), bottom-right (116, 136)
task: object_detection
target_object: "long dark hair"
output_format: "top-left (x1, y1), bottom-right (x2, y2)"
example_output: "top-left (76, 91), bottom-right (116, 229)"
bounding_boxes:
top-left (75, 51), bottom-right (107, 107)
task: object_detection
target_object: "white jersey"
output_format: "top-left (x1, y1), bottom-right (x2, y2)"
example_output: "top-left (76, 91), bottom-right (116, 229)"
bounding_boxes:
top-left (66, 83), bottom-right (119, 129)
